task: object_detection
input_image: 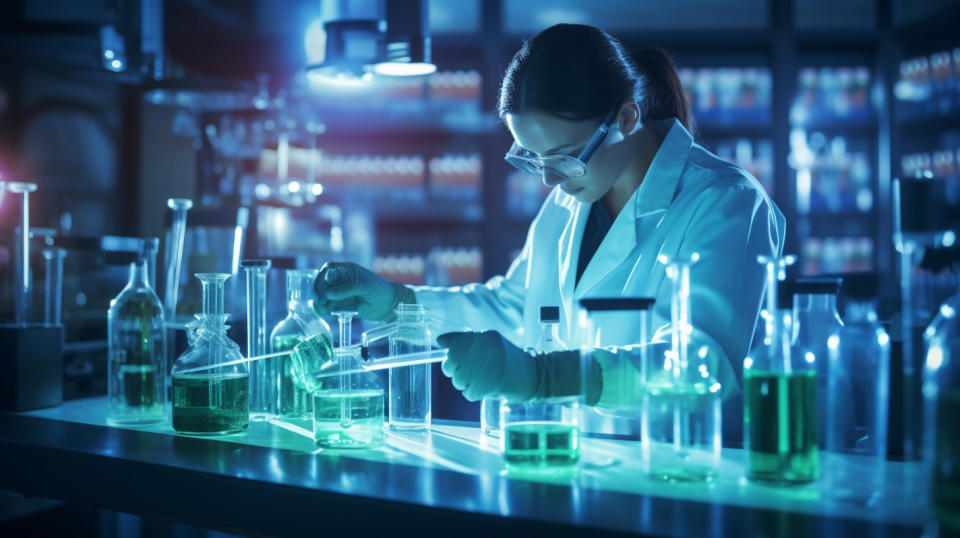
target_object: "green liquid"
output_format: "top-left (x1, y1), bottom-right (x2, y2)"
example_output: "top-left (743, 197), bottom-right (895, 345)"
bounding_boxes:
top-left (172, 374), bottom-right (249, 435)
top-left (313, 389), bottom-right (384, 448)
top-left (744, 369), bottom-right (818, 484)
top-left (503, 422), bottom-right (580, 470)
top-left (272, 333), bottom-right (313, 419)
top-left (121, 364), bottom-right (159, 408)
top-left (935, 389), bottom-right (960, 532)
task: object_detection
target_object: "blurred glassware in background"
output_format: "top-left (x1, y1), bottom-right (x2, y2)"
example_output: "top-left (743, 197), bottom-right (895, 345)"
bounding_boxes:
top-left (824, 274), bottom-right (890, 505)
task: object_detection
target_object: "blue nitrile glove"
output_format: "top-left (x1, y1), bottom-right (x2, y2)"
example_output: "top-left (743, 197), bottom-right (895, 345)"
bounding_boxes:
top-left (314, 262), bottom-right (416, 322)
top-left (437, 330), bottom-right (602, 403)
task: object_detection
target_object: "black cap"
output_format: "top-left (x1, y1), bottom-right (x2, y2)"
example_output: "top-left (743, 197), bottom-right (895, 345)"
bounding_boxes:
top-left (239, 259), bottom-right (271, 268)
top-left (580, 297), bottom-right (655, 311)
top-left (793, 277), bottom-right (842, 295)
top-left (838, 272), bottom-right (878, 301)
top-left (895, 176), bottom-right (960, 233)
top-left (540, 306), bottom-right (560, 322)
top-left (776, 279), bottom-right (794, 309)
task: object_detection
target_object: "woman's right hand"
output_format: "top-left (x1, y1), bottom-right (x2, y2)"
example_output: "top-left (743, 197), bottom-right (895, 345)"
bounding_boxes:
top-left (313, 262), bottom-right (416, 322)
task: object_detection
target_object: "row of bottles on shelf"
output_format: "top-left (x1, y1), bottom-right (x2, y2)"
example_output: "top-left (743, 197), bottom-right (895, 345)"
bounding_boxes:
top-left (678, 67), bottom-right (772, 126)
top-left (506, 169), bottom-right (553, 217)
top-left (792, 66), bottom-right (872, 126)
top-left (259, 150), bottom-right (482, 201)
top-left (801, 237), bottom-right (873, 275)
top-left (791, 132), bottom-right (873, 214)
top-left (373, 247), bottom-right (483, 287)
top-left (902, 147), bottom-right (960, 180)
top-left (308, 70), bottom-right (482, 105)
top-left (896, 48), bottom-right (960, 116)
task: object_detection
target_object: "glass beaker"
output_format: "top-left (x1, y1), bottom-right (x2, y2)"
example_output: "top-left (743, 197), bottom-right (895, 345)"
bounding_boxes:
top-left (362, 303), bottom-right (432, 431)
top-left (922, 283), bottom-right (960, 532)
top-left (170, 273), bottom-right (249, 435)
top-left (743, 255), bottom-right (818, 484)
top-left (107, 257), bottom-right (166, 426)
top-left (242, 259), bottom-right (275, 421)
top-left (500, 305), bottom-right (579, 473)
top-left (310, 311), bottom-right (384, 448)
top-left (824, 273), bottom-right (890, 505)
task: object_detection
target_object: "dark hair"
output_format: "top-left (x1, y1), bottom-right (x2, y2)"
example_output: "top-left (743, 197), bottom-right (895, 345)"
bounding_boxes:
top-left (498, 24), bottom-right (694, 134)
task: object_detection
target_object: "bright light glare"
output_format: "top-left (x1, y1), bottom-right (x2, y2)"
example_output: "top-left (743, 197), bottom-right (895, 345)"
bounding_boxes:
top-left (927, 346), bottom-right (944, 371)
top-left (288, 181), bottom-right (301, 193)
top-left (304, 20), bottom-right (327, 64)
top-left (373, 62), bottom-right (437, 77)
top-left (310, 183), bottom-right (324, 196)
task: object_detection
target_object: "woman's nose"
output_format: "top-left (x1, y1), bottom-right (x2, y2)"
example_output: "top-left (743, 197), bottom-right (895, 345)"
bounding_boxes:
top-left (541, 170), bottom-right (564, 189)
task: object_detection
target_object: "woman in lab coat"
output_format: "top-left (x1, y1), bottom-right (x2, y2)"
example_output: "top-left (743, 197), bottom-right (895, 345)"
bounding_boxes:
top-left (314, 24), bottom-right (785, 422)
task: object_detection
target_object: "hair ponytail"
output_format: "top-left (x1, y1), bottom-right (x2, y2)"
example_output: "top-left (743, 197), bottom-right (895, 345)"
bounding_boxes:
top-left (630, 48), bottom-right (695, 135)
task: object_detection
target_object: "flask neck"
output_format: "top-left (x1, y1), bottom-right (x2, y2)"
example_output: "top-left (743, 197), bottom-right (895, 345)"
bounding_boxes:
top-left (200, 280), bottom-right (225, 319)
top-left (128, 259), bottom-right (150, 289)
top-left (395, 303), bottom-right (428, 325)
top-left (796, 293), bottom-right (838, 317)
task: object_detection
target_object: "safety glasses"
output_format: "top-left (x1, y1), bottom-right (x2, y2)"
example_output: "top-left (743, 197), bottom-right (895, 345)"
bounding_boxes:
top-left (504, 108), bottom-right (619, 180)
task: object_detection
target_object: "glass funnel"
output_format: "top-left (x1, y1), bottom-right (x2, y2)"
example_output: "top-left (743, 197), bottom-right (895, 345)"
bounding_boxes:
top-left (170, 273), bottom-right (248, 435)
top-left (743, 255), bottom-right (818, 484)
top-left (270, 269), bottom-right (332, 419)
top-left (107, 257), bottom-right (166, 426)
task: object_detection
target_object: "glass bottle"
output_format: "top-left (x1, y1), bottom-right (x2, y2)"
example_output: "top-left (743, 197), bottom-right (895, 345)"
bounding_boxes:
top-left (361, 303), bottom-right (432, 431)
top-left (107, 257), bottom-right (166, 426)
top-left (793, 277), bottom-right (843, 448)
top-left (923, 285), bottom-right (960, 533)
top-left (171, 273), bottom-right (248, 435)
top-left (270, 269), bottom-right (332, 419)
top-left (824, 273), bottom-right (890, 504)
top-left (744, 256), bottom-right (818, 484)
top-left (501, 306), bottom-right (579, 473)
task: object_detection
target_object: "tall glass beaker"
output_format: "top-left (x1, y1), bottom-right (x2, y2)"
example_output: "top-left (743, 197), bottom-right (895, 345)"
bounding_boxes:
top-left (743, 256), bottom-right (818, 484)
top-left (242, 259), bottom-right (275, 421)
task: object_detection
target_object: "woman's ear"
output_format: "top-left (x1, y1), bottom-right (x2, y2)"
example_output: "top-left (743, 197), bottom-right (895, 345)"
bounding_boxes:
top-left (618, 100), bottom-right (642, 135)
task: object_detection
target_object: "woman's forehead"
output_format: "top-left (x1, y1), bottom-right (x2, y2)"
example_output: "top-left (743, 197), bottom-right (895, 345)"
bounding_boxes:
top-left (505, 111), bottom-right (597, 156)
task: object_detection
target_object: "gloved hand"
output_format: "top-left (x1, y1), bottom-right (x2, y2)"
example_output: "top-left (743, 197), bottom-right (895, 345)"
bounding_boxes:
top-left (314, 262), bottom-right (416, 322)
top-left (437, 330), bottom-right (536, 402)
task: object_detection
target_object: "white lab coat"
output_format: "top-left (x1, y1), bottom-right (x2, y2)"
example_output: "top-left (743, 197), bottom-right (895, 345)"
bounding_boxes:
top-left (413, 118), bottom-right (785, 400)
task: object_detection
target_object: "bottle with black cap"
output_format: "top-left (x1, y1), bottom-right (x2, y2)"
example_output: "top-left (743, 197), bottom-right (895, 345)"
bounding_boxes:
top-left (824, 272), bottom-right (890, 503)
top-left (499, 305), bottom-right (579, 473)
top-left (921, 277), bottom-right (960, 532)
top-left (744, 256), bottom-right (818, 484)
top-left (793, 276), bottom-right (844, 448)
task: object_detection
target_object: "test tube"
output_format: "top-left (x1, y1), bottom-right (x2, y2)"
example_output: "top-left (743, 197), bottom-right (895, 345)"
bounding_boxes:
top-left (163, 198), bottom-right (193, 320)
top-left (42, 247), bottom-right (66, 326)
top-left (241, 259), bottom-right (274, 421)
top-left (5, 182), bottom-right (38, 325)
top-left (332, 311), bottom-right (357, 428)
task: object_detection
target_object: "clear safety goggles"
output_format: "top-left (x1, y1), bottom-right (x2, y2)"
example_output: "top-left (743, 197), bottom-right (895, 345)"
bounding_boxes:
top-left (504, 108), bottom-right (619, 180)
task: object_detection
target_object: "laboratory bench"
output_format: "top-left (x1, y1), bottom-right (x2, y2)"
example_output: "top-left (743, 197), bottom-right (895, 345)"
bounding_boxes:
top-left (0, 397), bottom-right (930, 537)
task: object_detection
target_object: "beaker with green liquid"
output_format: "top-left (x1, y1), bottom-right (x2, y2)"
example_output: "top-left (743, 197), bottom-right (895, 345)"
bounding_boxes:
top-left (171, 273), bottom-right (248, 435)
top-left (744, 255), bottom-right (818, 485)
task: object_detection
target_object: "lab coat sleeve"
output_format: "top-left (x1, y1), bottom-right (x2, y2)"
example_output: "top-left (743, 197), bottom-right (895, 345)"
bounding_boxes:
top-left (409, 223), bottom-right (533, 347)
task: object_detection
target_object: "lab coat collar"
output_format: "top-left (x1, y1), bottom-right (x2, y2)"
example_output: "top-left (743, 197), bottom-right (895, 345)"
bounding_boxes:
top-left (559, 118), bottom-right (694, 314)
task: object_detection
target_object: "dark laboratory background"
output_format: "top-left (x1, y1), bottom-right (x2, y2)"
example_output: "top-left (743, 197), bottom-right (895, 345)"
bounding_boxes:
top-left (0, 0), bottom-right (959, 492)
